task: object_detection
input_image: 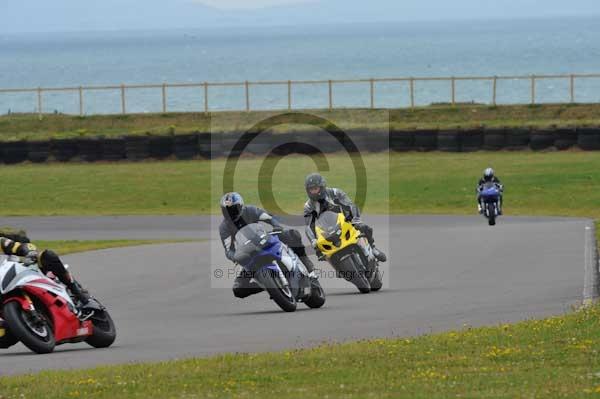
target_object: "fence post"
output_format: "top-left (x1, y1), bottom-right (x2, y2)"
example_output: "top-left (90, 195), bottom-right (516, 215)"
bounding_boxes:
top-left (78, 86), bottom-right (84, 116)
top-left (530, 75), bottom-right (536, 105)
top-left (120, 84), bottom-right (126, 114)
top-left (570, 74), bottom-right (575, 103)
top-left (409, 78), bottom-right (415, 109)
top-left (328, 80), bottom-right (333, 111)
top-left (370, 78), bottom-right (375, 109)
top-left (245, 81), bottom-right (250, 112)
top-left (451, 77), bottom-right (456, 106)
top-left (204, 82), bottom-right (208, 114)
top-left (162, 83), bottom-right (167, 113)
top-left (37, 87), bottom-right (43, 119)
top-left (287, 80), bottom-right (292, 110)
top-left (492, 76), bottom-right (497, 106)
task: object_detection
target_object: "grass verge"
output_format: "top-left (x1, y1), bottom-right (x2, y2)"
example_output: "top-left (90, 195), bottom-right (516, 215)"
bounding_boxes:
top-left (1, 103), bottom-right (600, 141)
top-left (0, 305), bottom-right (598, 398)
top-left (34, 240), bottom-right (197, 256)
top-left (0, 152), bottom-right (598, 218)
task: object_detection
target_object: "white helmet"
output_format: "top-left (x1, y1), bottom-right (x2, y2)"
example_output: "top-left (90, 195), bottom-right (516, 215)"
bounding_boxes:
top-left (483, 168), bottom-right (495, 181)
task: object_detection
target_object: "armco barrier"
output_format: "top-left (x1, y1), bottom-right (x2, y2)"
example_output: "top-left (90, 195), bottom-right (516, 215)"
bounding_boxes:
top-left (1, 127), bottom-right (600, 165)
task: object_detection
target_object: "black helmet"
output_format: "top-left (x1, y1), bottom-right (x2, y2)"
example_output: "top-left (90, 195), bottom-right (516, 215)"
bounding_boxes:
top-left (483, 167), bottom-right (495, 182)
top-left (220, 192), bottom-right (245, 222)
top-left (305, 173), bottom-right (327, 201)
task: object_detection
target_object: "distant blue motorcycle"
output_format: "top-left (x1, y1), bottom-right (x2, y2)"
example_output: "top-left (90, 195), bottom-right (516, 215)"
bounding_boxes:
top-left (479, 182), bottom-right (502, 226)
top-left (233, 223), bottom-right (325, 312)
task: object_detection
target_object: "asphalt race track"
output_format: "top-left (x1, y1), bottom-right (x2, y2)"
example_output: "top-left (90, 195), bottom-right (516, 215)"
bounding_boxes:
top-left (0, 216), bottom-right (594, 375)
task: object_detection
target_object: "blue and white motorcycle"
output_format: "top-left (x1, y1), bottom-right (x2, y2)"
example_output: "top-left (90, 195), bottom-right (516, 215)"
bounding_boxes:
top-left (233, 223), bottom-right (325, 312)
top-left (479, 182), bottom-right (503, 226)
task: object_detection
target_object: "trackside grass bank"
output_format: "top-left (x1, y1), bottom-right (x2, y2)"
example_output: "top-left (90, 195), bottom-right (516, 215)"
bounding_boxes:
top-left (1, 305), bottom-right (599, 398)
top-left (0, 152), bottom-right (598, 218)
top-left (34, 240), bottom-right (198, 256)
top-left (2, 103), bottom-right (600, 141)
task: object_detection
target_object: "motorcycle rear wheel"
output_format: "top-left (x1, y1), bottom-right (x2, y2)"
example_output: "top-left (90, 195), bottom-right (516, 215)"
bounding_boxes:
top-left (304, 279), bottom-right (326, 309)
top-left (3, 301), bottom-right (55, 354)
top-left (85, 309), bottom-right (117, 348)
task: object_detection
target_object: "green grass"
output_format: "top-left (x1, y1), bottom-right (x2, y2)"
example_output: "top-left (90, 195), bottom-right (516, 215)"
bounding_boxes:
top-left (2, 103), bottom-right (600, 141)
top-left (1, 305), bottom-right (599, 398)
top-left (33, 239), bottom-right (197, 256)
top-left (0, 152), bottom-right (598, 218)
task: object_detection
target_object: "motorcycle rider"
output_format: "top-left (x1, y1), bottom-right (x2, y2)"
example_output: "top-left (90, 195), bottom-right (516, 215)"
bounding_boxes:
top-left (477, 167), bottom-right (504, 214)
top-left (303, 173), bottom-right (387, 263)
top-left (219, 192), bottom-right (316, 299)
top-left (0, 237), bottom-right (91, 311)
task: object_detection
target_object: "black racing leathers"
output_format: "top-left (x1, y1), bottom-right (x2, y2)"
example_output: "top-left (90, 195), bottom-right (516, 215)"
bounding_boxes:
top-left (219, 205), bottom-right (314, 299)
top-left (0, 237), bottom-right (89, 304)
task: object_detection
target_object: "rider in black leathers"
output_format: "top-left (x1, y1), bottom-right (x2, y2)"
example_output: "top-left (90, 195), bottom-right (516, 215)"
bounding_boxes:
top-left (219, 192), bottom-right (315, 299)
top-left (303, 173), bottom-right (387, 263)
top-left (0, 238), bottom-right (91, 308)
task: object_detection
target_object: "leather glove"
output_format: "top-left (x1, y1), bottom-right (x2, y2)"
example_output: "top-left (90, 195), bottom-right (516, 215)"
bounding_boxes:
top-left (23, 251), bottom-right (39, 266)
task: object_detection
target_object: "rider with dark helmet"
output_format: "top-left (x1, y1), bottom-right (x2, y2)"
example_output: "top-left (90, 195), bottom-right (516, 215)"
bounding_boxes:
top-left (303, 173), bottom-right (387, 262)
top-left (477, 167), bottom-right (504, 214)
top-left (0, 238), bottom-right (91, 311)
top-left (219, 192), bottom-right (316, 299)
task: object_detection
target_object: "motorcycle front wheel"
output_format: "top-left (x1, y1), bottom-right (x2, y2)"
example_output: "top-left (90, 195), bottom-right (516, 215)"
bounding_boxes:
top-left (3, 301), bottom-right (55, 354)
top-left (259, 269), bottom-right (297, 312)
top-left (85, 307), bottom-right (117, 348)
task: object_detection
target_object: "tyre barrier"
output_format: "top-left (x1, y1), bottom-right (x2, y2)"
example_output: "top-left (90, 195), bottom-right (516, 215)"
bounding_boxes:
top-left (1, 141), bottom-right (29, 164)
top-left (174, 134), bottom-right (199, 160)
top-left (124, 136), bottom-right (151, 161)
top-left (414, 129), bottom-right (438, 151)
top-left (529, 129), bottom-right (557, 151)
top-left (437, 130), bottom-right (462, 152)
top-left (197, 133), bottom-right (212, 159)
top-left (483, 128), bottom-right (507, 150)
top-left (78, 139), bottom-right (104, 162)
top-left (390, 130), bottom-right (415, 152)
top-left (148, 136), bottom-right (174, 159)
top-left (577, 127), bottom-right (600, 151)
top-left (51, 139), bottom-right (79, 162)
top-left (27, 141), bottom-right (50, 163)
top-left (554, 127), bottom-right (577, 150)
top-left (461, 128), bottom-right (484, 152)
top-left (102, 138), bottom-right (126, 161)
top-left (505, 127), bottom-right (530, 150)
top-left (2, 127), bottom-right (600, 166)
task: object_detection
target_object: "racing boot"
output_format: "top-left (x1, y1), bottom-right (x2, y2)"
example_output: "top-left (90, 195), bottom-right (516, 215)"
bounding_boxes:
top-left (371, 245), bottom-right (387, 263)
top-left (67, 280), bottom-right (91, 306)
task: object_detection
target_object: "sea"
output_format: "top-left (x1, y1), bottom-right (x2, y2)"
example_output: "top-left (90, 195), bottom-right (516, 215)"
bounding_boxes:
top-left (1, 17), bottom-right (599, 115)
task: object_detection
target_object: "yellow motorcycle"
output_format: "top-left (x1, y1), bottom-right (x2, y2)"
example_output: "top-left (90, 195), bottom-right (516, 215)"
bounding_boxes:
top-left (315, 211), bottom-right (383, 293)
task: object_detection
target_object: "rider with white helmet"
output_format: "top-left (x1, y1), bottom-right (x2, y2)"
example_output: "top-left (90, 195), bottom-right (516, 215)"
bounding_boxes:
top-left (477, 168), bottom-right (504, 214)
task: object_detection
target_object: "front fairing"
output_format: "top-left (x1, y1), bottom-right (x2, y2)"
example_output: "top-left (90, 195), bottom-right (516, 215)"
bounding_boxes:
top-left (0, 258), bottom-right (75, 309)
top-left (234, 223), bottom-right (282, 272)
top-left (315, 212), bottom-right (360, 258)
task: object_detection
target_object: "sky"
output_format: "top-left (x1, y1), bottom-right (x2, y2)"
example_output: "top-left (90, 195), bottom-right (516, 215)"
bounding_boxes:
top-left (1, 0), bottom-right (599, 34)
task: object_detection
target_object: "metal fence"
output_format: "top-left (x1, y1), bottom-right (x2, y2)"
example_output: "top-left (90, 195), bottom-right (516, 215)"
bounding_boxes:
top-left (1, 73), bottom-right (600, 117)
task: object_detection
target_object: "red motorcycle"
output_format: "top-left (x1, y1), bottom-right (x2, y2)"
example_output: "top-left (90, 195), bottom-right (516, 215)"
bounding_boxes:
top-left (0, 256), bottom-right (116, 354)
